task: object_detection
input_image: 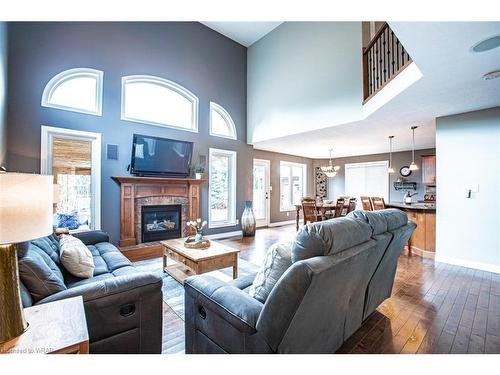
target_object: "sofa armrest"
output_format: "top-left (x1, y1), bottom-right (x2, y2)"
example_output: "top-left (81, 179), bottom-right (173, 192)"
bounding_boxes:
top-left (226, 273), bottom-right (256, 290)
top-left (37, 272), bottom-right (161, 304)
top-left (71, 230), bottom-right (110, 246)
top-left (184, 275), bottom-right (263, 333)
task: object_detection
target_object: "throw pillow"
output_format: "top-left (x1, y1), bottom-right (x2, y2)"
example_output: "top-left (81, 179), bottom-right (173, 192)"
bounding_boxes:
top-left (249, 241), bottom-right (293, 303)
top-left (59, 235), bottom-right (95, 278)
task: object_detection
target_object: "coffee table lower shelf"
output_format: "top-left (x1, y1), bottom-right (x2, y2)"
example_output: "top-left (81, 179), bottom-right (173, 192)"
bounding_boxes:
top-left (163, 263), bottom-right (198, 283)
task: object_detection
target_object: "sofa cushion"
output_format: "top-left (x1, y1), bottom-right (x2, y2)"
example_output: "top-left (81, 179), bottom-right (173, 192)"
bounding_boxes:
top-left (249, 242), bottom-right (293, 303)
top-left (348, 209), bottom-right (408, 234)
top-left (292, 216), bottom-right (372, 260)
top-left (17, 241), bottom-right (67, 303)
top-left (59, 235), bottom-right (95, 278)
top-left (29, 235), bottom-right (61, 266)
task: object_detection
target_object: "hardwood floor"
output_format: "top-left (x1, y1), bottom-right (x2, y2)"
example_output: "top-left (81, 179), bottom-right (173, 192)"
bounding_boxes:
top-left (161, 225), bottom-right (500, 354)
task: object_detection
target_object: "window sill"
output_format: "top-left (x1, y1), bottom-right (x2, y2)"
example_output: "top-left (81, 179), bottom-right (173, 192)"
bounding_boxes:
top-left (209, 221), bottom-right (237, 229)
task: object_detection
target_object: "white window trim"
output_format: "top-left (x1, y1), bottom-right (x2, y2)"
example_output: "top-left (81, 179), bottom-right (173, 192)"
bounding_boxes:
top-left (41, 68), bottom-right (104, 116)
top-left (41, 125), bottom-right (102, 230)
top-left (209, 101), bottom-right (237, 140)
top-left (279, 161), bottom-right (307, 212)
top-left (208, 148), bottom-right (237, 229)
top-left (344, 160), bottom-right (389, 202)
top-left (121, 75), bottom-right (199, 133)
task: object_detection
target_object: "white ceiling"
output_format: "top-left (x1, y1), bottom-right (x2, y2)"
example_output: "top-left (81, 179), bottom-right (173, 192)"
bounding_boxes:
top-left (201, 22), bottom-right (282, 47)
top-left (252, 22), bottom-right (500, 159)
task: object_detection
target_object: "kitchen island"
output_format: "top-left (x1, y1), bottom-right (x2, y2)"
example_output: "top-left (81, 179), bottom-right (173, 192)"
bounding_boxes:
top-left (386, 201), bottom-right (436, 258)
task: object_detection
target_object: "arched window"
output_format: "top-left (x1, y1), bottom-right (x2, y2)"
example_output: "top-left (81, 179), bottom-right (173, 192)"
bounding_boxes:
top-left (41, 68), bottom-right (103, 116)
top-left (121, 75), bottom-right (198, 132)
top-left (209, 102), bottom-right (237, 140)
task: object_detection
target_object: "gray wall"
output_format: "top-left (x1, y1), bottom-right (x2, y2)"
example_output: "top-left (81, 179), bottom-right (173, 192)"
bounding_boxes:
top-left (0, 22), bottom-right (7, 167)
top-left (313, 148), bottom-right (436, 203)
top-left (253, 149), bottom-right (314, 223)
top-left (6, 22), bottom-right (252, 244)
top-left (435, 107), bottom-right (500, 272)
top-left (247, 22), bottom-right (363, 144)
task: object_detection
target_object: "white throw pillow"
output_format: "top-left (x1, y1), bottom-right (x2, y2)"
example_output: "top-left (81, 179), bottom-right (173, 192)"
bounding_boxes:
top-left (249, 241), bottom-right (293, 303)
top-left (59, 235), bottom-right (95, 278)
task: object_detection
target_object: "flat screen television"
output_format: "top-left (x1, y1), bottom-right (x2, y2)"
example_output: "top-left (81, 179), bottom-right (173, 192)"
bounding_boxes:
top-left (130, 134), bottom-right (193, 177)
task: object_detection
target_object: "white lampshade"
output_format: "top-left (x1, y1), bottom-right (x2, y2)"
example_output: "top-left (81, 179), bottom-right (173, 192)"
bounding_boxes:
top-left (409, 162), bottom-right (419, 171)
top-left (0, 173), bottom-right (54, 244)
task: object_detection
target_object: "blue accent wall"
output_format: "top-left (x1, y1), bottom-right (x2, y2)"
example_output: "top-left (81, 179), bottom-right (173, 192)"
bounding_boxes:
top-left (6, 22), bottom-right (253, 243)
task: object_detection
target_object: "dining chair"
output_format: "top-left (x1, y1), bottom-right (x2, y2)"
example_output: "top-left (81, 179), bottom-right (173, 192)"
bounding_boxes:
top-left (334, 198), bottom-right (345, 217)
top-left (360, 196), bottom-right (374, 211)
top-left (347, 197), bottom-right (357, 214)
top-left (371, 196), bottom-right (386, 210)
top-left (301, 199), bottom-right (323, 225)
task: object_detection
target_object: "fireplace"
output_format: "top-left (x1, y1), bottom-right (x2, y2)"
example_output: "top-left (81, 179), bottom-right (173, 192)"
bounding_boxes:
top-left (141, 205), bottom-right (181, 242)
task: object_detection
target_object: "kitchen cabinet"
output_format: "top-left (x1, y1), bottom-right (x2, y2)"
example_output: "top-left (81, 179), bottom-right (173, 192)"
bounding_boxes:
top-left (422, 155), bottom-right (436, 185)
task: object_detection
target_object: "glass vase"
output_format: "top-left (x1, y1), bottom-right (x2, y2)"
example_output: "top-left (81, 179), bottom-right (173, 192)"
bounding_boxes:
top-left (241, 201), bottom-right (256, 237)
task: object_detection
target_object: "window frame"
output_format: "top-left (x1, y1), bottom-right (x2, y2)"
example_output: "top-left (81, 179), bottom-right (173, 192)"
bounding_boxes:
top-left (121, 75), bottom-right (199, 133)
top-left (279, 161), bottom-right (307, 212)
top-left (208, 148), bottom-right (237, 229)
top-left (41, 68), bottom-right (104, 116)
top-left (209, 101), bottom-right (237, 140)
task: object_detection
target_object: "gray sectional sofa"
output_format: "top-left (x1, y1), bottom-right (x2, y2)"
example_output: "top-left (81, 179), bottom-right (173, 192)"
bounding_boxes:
top-left (16, 230), bottom-right (163, 354)
top-left (184, 209), bottom-right (416, 354)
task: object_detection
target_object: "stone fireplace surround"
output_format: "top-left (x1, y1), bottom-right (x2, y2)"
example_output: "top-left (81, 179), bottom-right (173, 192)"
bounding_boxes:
top-left (112, 176), bottom-right (205, 248)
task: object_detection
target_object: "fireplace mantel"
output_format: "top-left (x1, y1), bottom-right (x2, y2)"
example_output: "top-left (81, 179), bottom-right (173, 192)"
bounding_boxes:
top-left (112, 176), bottom-right (206, 247)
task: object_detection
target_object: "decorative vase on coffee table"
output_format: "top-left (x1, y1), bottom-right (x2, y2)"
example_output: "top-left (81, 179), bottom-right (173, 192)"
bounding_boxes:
top-left (241, 201), bottom-right (256, 237)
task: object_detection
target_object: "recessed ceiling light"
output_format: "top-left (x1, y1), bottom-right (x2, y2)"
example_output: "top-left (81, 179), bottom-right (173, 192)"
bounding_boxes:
top-left (472, 35), bottom-right (500, 52)
top-left (483, 70), bottom-right (500, 80)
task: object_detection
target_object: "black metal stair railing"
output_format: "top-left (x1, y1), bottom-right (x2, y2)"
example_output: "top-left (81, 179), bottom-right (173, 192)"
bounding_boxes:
top-left (362, 23), bottom-right (412, 102)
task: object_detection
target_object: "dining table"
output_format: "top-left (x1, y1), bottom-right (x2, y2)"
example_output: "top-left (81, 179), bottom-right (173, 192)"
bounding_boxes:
top-left (294, 202), bottom-right (337, 231)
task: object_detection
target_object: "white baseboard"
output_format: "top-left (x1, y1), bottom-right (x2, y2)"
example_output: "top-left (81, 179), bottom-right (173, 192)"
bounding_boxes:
top-left (435, 254), bottom-right (500, 275)
top-left (268, 219), bottom-right (296, 228)
top-left (205, 230), bottom-right (243, 240)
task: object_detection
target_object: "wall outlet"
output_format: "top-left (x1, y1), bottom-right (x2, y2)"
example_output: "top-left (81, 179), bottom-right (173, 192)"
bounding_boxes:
top-left (236, 219), bottom-right (239, 225)
top-left (286, 212), bottom-right (289, 217)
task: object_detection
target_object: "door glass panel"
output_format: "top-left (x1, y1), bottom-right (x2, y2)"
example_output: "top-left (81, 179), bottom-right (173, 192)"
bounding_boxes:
top-left (52, 138), bottom-right (93, 230)
top-left (253, 164), bottom-right (266, 220)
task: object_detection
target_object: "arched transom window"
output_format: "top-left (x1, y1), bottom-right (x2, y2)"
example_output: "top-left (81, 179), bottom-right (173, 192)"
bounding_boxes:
top-left (209, 102), bottom-right (237, 140)
top-left (41, 68), bottom-right (104, 116)
top-left (121, 75), bottom-right (198, 132)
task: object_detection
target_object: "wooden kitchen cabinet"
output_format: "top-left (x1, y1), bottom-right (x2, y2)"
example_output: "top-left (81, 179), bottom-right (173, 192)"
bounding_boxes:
top-left (422, 155), bottom-right (436, 185)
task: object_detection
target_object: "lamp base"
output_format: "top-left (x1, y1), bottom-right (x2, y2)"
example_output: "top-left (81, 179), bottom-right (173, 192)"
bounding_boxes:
top-left (0, 243), bottom-right (29, 346)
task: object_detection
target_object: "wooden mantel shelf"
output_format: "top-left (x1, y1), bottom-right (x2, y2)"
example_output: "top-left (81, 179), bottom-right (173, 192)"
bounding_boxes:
top-left (112, 175), bottom-right (206, 248)
top-left (112, 176), bottom-right (206, 185)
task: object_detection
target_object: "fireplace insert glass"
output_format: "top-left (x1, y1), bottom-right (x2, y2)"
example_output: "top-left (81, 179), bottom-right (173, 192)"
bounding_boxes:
top-left (141, 205), bottom-right (181, 242)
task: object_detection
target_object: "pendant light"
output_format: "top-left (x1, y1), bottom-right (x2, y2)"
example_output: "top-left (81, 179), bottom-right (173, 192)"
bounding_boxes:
top-left (321, 148), bottom-right (340, 178)
top-left (388, 135), bottom-right (395, 174)
top-left (409, 126), bottom-right (419, 171)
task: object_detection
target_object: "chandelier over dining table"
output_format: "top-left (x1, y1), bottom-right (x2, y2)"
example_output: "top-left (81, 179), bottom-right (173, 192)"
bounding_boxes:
top-left (321, 148), bottom-right (341, 178)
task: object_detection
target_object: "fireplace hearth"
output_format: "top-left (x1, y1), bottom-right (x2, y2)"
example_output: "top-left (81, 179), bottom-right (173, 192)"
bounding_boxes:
top-left (141, 205), bottom-right (181, 242)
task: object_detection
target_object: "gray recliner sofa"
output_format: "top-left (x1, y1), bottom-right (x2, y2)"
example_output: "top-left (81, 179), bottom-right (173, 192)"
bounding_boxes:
top-left (184, 209), bottom-right (416, 354)
top-left (16, 230), bottom-right (163, 354)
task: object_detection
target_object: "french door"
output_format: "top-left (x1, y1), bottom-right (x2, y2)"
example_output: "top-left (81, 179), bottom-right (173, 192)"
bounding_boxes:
top-left (41, 126), bottom-right (101, 230)
top-left (253, 159), bottom-right (270, 227)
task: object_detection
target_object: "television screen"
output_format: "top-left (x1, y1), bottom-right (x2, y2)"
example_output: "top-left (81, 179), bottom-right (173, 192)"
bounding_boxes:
top-left (130, 134), bottom-right (193, 177)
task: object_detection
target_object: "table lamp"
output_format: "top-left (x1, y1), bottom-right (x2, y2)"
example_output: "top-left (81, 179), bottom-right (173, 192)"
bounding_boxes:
top-left (0, 172), bottom-right (53, 346)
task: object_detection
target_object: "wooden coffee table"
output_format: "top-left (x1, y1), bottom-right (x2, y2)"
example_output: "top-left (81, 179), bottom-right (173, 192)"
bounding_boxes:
top-left (161, 238), bottom-right (240, 283)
